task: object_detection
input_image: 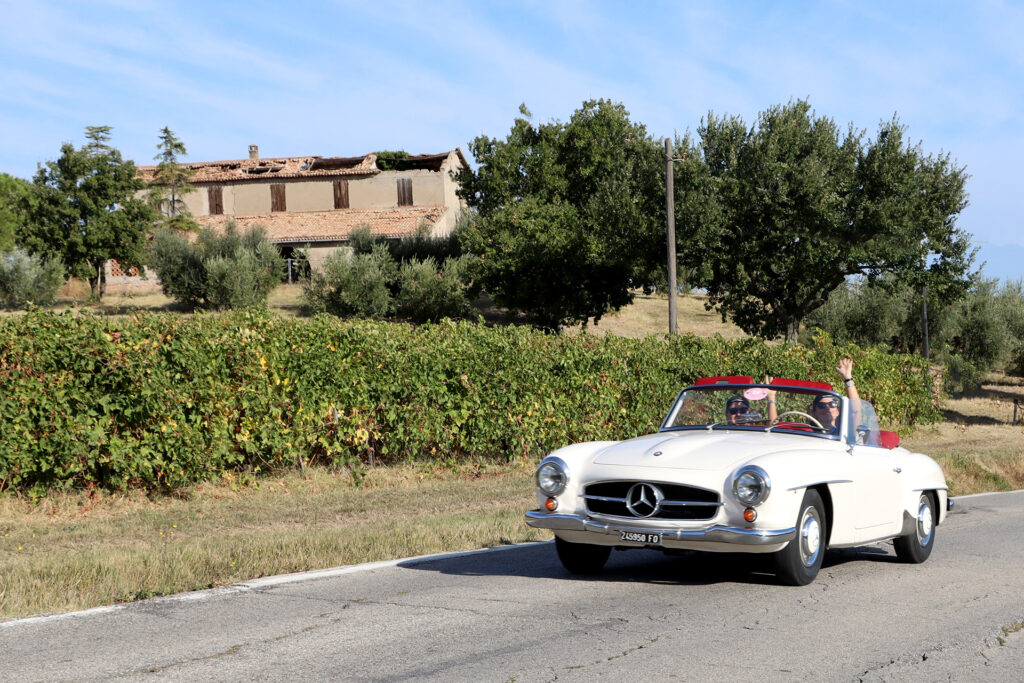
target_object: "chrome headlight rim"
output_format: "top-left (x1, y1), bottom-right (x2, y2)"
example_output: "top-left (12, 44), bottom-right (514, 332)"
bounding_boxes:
top-left (732, 465), bottom-right (771, 506)
top-left (536, 456), bottom-right (569, 496)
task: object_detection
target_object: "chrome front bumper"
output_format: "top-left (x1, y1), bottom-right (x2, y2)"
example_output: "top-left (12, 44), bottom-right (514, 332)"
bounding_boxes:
top-left (525, 510), bottom-right (796, 546)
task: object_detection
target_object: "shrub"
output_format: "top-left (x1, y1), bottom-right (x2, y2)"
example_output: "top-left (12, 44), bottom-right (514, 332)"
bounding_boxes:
top-left (349, 215), bottom-right (467, 264)
top-left (149, 222), bottom-right (284, 309)
top-left (149, 228), bottom-right (206, 305)
top-left (347, 224), bottom-right (377, 255)
top-left (395, 256), bottom-right (475, 323)
top-left (205, 241), bottom-right (285, 309)
top-left (387, 212), bottom-right (468, 263)
top-left (303, 244), bottom-right (395, 318)
top-left (0, 311), bottom-right (940, 495)
top-left (0, 248), bottom-right (65, 309)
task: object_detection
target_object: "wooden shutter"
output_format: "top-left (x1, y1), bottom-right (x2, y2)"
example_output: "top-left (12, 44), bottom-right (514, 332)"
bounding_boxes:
top-left (333, 180), bottom-right (349, 209)
top-left (397, 178), bottom-right (413, 206)
top-left (207, 186), bottom-right (224, 215)
top-left (271, 184), bottom-right (286, 212)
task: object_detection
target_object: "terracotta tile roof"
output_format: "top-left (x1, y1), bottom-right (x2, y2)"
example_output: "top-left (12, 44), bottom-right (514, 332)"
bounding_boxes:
top-left (195, 205), bottom-right (449, 243)
top-left (138, 154), bottom-right (380, 183)
top-left (138, 149), bottom-right (467, 184)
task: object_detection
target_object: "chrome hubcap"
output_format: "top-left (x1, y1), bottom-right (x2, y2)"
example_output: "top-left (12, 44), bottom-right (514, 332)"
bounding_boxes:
top-left (917, 497), bottom-right (934, 545)
top-left (799, 508), bottom-right (821, 566)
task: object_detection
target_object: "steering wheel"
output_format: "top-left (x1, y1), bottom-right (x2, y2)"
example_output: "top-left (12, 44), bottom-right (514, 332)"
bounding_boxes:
top-left (771, 411), bottom-right (826, 431)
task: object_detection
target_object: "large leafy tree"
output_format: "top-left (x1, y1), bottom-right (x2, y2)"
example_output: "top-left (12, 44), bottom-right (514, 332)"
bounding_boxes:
top-left (456, 100), bottom-right (664, 330)
top-left (148, 127), bottom-right (197, 231)
top-left (677, 99), bottom-right (974, 341)
top-left (24, 126), bottom-right (156, 299)
top-left (0, 173), bottom-right (33, 252)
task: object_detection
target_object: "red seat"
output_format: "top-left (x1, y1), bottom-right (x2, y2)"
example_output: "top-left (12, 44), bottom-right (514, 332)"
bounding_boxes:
top-left (879, 430), bottom-right (900, 449)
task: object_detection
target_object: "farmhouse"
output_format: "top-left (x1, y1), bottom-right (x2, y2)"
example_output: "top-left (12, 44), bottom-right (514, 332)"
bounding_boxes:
top-left (137, 146), bottom-right (468, 262)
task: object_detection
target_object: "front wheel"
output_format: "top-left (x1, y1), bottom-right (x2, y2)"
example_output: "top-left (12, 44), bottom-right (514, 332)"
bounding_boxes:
top-left (893, 492), bottom-right (936, 563)
top-left (555, 537), bottom-right (611, 574)
top-left (773, 489), bottom-right (827, 586)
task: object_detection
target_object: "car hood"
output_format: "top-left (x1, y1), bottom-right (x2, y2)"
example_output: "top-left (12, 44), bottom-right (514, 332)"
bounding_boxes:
top-left (590, 429), bottom-right (829, 471)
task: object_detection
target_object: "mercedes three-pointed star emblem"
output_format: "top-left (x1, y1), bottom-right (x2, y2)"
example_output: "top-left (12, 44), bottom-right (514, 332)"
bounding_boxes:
top-left (625, 482), bottom-right (664, 518)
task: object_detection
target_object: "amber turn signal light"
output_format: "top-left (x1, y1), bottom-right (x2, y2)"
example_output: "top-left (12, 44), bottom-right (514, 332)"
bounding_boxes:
top-left (743, 507), bottom-right (757, 523)
top-left (544, 497), bottom-right (559, 512)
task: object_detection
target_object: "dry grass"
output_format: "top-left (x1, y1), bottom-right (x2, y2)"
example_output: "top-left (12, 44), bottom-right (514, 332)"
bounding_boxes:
top-left (902, 374), bottom-right (1024, 496)
top-left (571, 291), bottom-right (748, 339)
top-left (13, 281), bottom-right (744, 339)
top-left (0, 463), bottom-right (547, 620)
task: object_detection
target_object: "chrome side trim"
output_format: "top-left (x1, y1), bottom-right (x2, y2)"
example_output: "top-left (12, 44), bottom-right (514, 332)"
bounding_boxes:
top-left (524, 510), bottom-right (795, 546)
top-left (787, 479), bottom-right (852, 491)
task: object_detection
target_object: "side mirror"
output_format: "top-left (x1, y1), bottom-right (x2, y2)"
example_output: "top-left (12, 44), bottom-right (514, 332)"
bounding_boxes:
top-left (855, 425), bottom-right (870, 445)
top-left (878, 430), bottom-right (900, 449)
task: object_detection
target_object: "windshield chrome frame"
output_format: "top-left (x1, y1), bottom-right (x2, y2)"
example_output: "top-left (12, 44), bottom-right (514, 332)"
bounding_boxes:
top-left (659, 382), bottom-right (845, 441)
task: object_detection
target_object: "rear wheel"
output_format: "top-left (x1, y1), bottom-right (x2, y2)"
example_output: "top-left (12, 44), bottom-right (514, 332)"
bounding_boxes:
top-left (773, 489), bottom-right (826, 586)
top-left (555, 537), bottom-right (611, 574)
top-left (893, 492), bottom-right (936, 563)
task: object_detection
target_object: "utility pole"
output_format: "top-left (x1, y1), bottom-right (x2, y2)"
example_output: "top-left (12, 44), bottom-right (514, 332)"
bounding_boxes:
top-left (665, 137), bottom-right (678, 335)
top-left (922, 283), bottom-right (930, 360)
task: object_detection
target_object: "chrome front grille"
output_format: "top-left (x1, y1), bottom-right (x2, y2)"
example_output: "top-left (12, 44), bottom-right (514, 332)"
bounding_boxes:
top-left (582, 481), bottom-right (721, 521)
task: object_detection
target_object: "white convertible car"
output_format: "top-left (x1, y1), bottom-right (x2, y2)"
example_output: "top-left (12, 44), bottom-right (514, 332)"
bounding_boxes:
top-left (525, 376), bottom-right (951, 585)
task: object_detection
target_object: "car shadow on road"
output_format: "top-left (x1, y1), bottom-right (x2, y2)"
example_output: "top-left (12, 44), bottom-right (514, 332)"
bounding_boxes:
top-left (399, 541), bottom-right (900, 586)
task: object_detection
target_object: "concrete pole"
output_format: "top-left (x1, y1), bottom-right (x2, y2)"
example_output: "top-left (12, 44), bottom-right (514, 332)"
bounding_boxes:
top-left (665, 137), bottom-right (678, 336)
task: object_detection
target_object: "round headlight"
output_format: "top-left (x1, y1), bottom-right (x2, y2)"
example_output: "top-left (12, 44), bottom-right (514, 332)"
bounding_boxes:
top-left (733, 466), bottom-right (770, 506)
top-left (536, 458), bottom-right (569, 495)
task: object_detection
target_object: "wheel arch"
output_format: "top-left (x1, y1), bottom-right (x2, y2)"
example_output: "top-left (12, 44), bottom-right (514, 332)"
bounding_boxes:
top-left (810, 483), bottom-right (835, 547)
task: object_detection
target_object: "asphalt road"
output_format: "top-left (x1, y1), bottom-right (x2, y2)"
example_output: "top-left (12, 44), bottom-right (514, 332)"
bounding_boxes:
top-left (4, 491), bottom-right (1024, 682)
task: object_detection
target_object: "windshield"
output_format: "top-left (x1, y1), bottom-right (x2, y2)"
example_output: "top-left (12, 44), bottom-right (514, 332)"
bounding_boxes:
top-left (661, 384), bottom-right (844, 438)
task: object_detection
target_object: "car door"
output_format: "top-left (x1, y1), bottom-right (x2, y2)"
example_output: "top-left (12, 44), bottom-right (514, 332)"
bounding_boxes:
top-left (848, 443), bottom-right (904, 535)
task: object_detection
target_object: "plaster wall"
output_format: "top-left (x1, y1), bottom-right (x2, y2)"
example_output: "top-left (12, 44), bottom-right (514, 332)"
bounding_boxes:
top-left (349, 170), bottom-right (445, 208)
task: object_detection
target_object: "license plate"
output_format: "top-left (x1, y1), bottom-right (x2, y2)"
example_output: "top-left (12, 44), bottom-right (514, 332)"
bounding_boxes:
top-left (619, 530), bottom-right (662, 545)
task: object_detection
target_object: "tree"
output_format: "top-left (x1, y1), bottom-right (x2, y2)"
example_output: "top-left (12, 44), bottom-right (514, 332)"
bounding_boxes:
top-left (676, 100), bottom-right (975, 341)
top-left (456, 100), bottom-right (664, 330)
top-left (0, 173), bottom-right (32, 252)
top-left (23, 126), bottom-right (157, 299)
top-left (148, 127), bottom-right (197, 231)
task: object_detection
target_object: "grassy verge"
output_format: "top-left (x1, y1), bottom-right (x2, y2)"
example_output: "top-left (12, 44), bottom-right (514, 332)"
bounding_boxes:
top-left (0, 463), bottom-right (547, 620)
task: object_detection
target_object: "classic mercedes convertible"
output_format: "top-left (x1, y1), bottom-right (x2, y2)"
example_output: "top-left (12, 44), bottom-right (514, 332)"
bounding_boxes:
top-left (525, 376), bottom-right (950, 585)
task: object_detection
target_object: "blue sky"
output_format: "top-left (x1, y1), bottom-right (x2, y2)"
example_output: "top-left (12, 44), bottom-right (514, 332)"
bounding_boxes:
top-left (1, 0), bottom-right (1022, 280)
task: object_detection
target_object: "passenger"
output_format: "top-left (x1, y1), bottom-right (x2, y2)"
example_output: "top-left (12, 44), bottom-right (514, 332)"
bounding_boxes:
top-left (764, 376), bottom-right (778, 423)
top-left (724, 395), bottom-right (751, 425)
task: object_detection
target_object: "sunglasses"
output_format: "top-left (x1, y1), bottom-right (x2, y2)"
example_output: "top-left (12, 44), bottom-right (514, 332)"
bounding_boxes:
top-left (727, 406), bottom-right (748, 415)
top-left (813, 400), bottom-right (839, 409)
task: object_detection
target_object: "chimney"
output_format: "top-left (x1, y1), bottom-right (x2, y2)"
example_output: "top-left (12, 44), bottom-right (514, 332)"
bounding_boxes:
top-left (248, 144), bottom-right (259, 159)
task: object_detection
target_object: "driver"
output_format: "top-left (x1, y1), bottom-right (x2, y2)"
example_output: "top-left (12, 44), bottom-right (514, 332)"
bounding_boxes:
top-left (809, 395), bottom-right (842, 434)
top-left (808, 358), bottom-right (861, 435)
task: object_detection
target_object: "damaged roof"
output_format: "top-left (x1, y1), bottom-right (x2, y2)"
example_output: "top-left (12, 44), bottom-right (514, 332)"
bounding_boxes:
top-left (195, 205), bottom-right (449, 243)
top-left (138, 149), bottom-right (468, 184)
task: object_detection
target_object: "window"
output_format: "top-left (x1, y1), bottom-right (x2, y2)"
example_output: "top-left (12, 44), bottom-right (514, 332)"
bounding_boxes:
top-left (397, 178), bottom-right (413, 206)
top-left (271, 183), bottom-right (286, 212)
top-left (207, 187), bottom-right (224, 215)
top-left (333, 180), bottom-right (350, 209)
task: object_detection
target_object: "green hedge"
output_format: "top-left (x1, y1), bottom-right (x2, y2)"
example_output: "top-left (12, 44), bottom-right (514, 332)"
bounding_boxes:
top-left (0, 311), bottom-right (940, 495)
